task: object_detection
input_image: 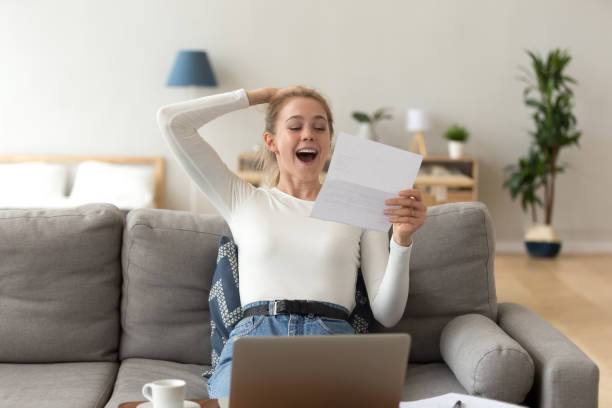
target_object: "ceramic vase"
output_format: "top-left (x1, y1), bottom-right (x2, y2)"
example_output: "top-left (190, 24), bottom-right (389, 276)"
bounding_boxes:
top-left (524, 224), bottom-right (562, 258)
top-left (358, 123), bottom-right (378, 142)
top-left (448, 141), bottom-right (464, 159)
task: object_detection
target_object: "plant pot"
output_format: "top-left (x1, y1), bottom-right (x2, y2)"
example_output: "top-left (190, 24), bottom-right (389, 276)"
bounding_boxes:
top-left (524, 224), bottom-right (562, 258)
top-left (358, 123), bottom-right (378, 142)
top-left (448, 141), bottom-right (464, 159)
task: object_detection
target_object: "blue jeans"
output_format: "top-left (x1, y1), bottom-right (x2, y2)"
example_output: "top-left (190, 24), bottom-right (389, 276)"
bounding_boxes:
top-left (206, 300), bottom-right (355, 399)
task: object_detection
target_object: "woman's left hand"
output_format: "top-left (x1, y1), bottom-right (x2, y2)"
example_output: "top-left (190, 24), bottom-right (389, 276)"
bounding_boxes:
top-left (384, 189), bottom-right (427, 247)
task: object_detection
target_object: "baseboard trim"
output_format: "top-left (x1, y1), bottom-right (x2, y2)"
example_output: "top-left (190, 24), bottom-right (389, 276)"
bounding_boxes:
top-left (496, 240), bottom-right (612, 254)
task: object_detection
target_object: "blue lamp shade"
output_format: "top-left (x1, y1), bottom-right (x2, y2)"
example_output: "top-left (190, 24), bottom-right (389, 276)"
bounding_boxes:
top-left (166, 50), bottom-right (218, 87)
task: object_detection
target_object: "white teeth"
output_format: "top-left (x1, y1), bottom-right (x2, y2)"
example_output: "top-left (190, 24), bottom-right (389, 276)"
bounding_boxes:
top-left (297, 149), bottom-right (317, 154)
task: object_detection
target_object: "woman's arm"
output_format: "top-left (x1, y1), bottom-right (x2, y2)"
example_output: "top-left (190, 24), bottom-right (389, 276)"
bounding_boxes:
top-left (361, 189), bottom-right (426, 327)
top-left (360, 230), bottom-right (412, 328)
top-left (157, 89), bottom-right (263, 221)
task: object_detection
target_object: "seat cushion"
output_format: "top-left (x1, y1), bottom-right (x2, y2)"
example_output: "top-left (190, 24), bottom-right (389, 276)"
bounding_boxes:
top-left (402, 363), bottom-right (467, 401)
top-left (0, 204), bottom-right (123, 362)
top-left (0, 362), bottom-right (118, 408)
top-left (104, 358), bottom-right (210, 408)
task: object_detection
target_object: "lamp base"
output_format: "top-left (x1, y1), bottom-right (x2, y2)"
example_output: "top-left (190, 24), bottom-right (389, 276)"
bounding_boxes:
top-left (409, 131), bottom-right (427, 156)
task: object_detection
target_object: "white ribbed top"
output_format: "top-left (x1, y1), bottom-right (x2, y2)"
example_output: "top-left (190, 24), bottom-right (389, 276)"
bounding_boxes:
top-left (157, 89), bottom-right (411, 327)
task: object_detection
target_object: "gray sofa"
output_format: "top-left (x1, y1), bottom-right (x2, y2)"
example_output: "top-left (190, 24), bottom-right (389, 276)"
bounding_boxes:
top-left (0, 202), bottom-right (598, 408)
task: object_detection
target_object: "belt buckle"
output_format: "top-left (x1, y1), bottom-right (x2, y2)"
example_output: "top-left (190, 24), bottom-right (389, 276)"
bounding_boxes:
top-left (272, 300), bottom-right (280, 316)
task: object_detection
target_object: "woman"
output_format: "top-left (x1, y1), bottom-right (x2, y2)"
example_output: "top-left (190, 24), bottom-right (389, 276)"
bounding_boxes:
top-left (157, 86), bottom-right (426, 398)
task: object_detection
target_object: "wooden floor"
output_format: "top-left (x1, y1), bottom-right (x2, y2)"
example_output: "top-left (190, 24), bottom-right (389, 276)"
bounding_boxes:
top-left (495, 254), bottom-right (612, 407)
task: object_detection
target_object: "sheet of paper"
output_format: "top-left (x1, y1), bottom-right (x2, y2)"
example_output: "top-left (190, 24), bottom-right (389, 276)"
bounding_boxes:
top-left (311, 132), bottom-right (423, 231)
top-left (399, 393), bottom-right (525, 408)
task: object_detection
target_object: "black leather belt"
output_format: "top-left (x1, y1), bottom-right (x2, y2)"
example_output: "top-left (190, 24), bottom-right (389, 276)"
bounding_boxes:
top-left (243, 300), bottom-right (348, 321)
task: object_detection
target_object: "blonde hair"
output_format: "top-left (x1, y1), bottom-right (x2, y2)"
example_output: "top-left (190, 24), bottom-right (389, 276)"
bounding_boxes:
top-left (254, 86), bottom-right (334, 187)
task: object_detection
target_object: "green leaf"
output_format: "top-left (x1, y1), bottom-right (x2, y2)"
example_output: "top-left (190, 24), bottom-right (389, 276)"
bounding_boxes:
top-left (525, 98), bottom-right (545, 110)
top-left (563, 75), bottom-right (577, 84)
top-left (352, 112), bottom-right (370, 123)
top-left (444, 124), bottom-right (470, 141)
top-left (372, 107), bottom-right (392, 122)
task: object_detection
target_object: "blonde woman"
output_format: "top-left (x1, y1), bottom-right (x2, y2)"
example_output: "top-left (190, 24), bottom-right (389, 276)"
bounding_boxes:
top-left (157, 86), bottom-right (426, 398)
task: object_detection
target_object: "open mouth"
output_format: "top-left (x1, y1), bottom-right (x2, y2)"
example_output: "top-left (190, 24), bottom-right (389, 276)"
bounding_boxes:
top-left (296, 150), bottom-right (318, 164)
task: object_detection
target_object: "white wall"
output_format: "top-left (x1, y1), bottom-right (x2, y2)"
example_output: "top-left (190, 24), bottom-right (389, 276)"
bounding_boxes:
top-left (1, 0), bottom-right (611, 251)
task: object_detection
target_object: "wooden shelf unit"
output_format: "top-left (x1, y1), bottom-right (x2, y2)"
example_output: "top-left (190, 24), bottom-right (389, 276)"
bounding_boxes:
top-left (235, 153), bottom-right (478, 207)
top-left (416, 156), bottom-right (478, 206)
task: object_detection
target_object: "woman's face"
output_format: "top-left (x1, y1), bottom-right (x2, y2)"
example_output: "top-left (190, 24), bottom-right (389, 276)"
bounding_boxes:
top-left (265, 97), bottom-right (332, 181)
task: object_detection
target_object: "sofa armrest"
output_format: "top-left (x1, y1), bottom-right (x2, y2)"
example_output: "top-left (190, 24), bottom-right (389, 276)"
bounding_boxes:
top-left (497, 302), bottom-right (599, 408)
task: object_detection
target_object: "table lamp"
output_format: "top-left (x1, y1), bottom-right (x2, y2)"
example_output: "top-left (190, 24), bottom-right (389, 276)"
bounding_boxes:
top-left (165, 50), bottom-right (218, 212)
top-left (406, 108), bottom-right (430, 156)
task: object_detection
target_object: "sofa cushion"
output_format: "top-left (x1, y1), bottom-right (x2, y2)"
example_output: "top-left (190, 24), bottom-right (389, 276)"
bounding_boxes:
top-left (440, 314), bottom-right (535, 403)
top-left (120, 208), bottom-right (232, 365)
top-left (402, 363), bottom-right (467, 401)
top-left (0, 204), bottom-right (123, 362)
top-left (0, 362), bottom-right (118, 408)
top-left (205, 236), bottom-right (243, 378)
top-left (372, 202), bottom-right (497, 363)
top-left (104, 358), bottom-right (209, 408)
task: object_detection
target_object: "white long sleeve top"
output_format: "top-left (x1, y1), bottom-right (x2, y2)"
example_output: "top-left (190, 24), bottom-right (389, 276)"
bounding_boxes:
top-left (157, 89), bottom-right (411, 327)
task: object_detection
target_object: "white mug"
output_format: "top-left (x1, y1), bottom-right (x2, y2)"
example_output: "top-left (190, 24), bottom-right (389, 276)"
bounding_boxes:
top-left (142, 379), bottom-right (185, 408)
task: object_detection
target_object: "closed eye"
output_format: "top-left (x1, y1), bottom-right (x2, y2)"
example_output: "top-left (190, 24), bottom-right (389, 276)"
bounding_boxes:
top-left (288, 126), bottom-right (326, 131)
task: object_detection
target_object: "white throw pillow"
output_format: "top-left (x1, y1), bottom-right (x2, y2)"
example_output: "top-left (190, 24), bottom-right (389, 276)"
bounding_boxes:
top-left (69, 161), bottom-right (155, 209)
top-left (0, 162), bottom-right (68, 207)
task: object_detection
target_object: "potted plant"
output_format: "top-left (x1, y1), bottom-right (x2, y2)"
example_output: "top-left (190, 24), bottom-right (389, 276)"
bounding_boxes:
top-left (352, 108), bottom-right (392, 142)
top-left (444, 124), bottom-right (470, 159)
top-left (503, 48), bottom-right (582, 258)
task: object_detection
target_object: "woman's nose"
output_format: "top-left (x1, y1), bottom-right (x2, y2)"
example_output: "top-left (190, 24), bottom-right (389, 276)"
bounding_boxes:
top-left (301, 129), bottom-right (314, 140)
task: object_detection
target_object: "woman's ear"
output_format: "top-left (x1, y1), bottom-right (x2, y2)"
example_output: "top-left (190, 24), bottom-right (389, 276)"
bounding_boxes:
top-left (264, 132), bottom-right (278, 153)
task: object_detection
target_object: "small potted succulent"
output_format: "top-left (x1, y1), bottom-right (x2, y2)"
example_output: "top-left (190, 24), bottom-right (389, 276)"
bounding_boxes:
top-left (352, 108), bottom-right (393, 142)
top-left (444, 124), bottom-right (470, 159)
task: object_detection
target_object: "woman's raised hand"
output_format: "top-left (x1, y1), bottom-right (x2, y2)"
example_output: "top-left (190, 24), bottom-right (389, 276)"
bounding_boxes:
top-left (246, 86), bottom-right (305, 106)
top-left (384, 189), bottom-right (427, 247)
top-left (246, 88), bottom-right (279, 105)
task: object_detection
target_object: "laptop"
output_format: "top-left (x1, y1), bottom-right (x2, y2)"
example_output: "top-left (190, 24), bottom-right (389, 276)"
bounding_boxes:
top-left (224, 333), bottom-right (411, 408)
